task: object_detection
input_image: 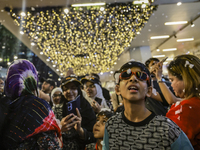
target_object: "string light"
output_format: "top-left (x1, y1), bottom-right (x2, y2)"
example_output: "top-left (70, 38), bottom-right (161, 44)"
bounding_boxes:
top-left (5, 2), bottom-right (157, 75)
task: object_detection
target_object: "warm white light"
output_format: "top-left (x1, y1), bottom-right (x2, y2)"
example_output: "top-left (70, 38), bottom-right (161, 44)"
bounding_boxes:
top-left (100, 72), bottom-right (103, 75)
top-left (136, 32), bottom-right (140, 34)
top-left (156, 49), bottom-right (160, 51)
top-left (167, 58), bottom-right (174, 61)
top-left (100, 7), bottom-right (105, 11)
top-left (20, 12), bottom-right (26, 16)
top-left (46, 59), bottom-right (50, 62)
top-left (7, 62), bottom-right (11, 65)
top-left (40, 52), bottom-right (43, 55)
top-left (177, 2), bottom-right (182, 6)
top-left (60, 73), bottom-right (63, 76)
top-left (133, 0), bottom-right (149, 4)
top-left (114, 62), bottom-right (117, 65)
top-left (191, 24), bottom-right (195, 27)
top-left (56, 69), bottom-right (59, 72)
top-left (163, 62), bottom-right (168, 65)
top-left (0, 58), bottom-right (2, 62)
top-left (177, 38), bottom-right (194, 42)
top-left (20, 31), bottom-right (24, 34)
top-left (72, 3), bottom-right (105, 7)
top-left (14, 56), bottom-right (18, 59)
top-left (150, 35), bottom-right (170, 39)
top-left (163, 48), bottom-right (177, 51)
top-left (64, 8), bottom-right (69, 14)
top-left (53, 65), bottom-right (56, 67)
top-left (141, 4), bottom-right (146, 8)
top-left (110, 71), bottom-right (113, 74)
top-left (153, 55), bottom-right (165, 58)
top-left (31, 42), bottom-right (35, 46)
top-left (58, 78), bottom-right (61, 81)
top-left (164, 21), bottom-right (188, 25)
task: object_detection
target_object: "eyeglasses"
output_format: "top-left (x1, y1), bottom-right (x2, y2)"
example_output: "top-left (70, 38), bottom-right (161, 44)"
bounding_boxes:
top-left (119, 70), bottom-right (150, 85)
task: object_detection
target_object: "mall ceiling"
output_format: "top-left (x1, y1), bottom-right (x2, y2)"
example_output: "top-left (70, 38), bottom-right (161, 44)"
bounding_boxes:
top-left (0, 0), bottom-right (200, 81)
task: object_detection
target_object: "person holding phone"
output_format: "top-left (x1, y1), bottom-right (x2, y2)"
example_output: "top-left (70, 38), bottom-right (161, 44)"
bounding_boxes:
top-left (144, 57), bottom-right (174, 115)
top-left (81, 76), bottom-right (110, 114)
top-left (58, 75), bottom-right (96, 150)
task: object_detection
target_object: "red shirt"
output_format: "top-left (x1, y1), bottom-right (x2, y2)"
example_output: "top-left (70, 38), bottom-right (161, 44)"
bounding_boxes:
top-left (166, 97), bottom-right (200, 149)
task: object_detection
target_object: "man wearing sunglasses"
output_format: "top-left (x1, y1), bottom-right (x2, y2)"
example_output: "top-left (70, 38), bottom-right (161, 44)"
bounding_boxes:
top-left (103, 60), bottom-right (193, 150)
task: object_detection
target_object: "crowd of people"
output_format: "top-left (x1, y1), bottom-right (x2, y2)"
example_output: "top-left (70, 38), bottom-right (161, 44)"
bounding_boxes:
top-left (0, 54), bottom-right (199, 150)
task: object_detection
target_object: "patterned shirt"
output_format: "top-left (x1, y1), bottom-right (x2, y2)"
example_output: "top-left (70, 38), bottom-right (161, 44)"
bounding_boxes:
top-left (103, 111), bottom-right (193, 150)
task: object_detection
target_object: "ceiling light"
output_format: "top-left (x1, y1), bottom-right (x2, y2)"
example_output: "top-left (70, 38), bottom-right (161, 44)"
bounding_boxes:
top-left (133, 0), bottom-right (149, 4)
top-left (14, 56), bottom-right (18, 59)
top-left (191, 22), bottom-right (195, 27)
top-left (100, 72), bottom-right (103, 75)
top-left (64, 8), bottom-right (69, 14)
top-left (177, 38), bottom-right (194, 42)
top-left (20, 12), bottom-right (26, 16)
top-left (153, 55), bottom-right (165, 58)
top-left (46, 59), bottom-right (50, 61)
top-left (177, 2), bottom-right (182, 6)
top-left (31, 42), bottom-right (35, 46)
top-left (156, 49), bottom-right (160, 51)
top-left (53, 65), bottom-right (56, 67)
top-left (167, 58), bottom-right (173, 61)
top-left (163, 48), bottom-right (177, 51)
top-left (20, 31), bottom-right (24, 35)
top-left (0, 58), bottom-right (2, 62)
top-left (150, 35), bottom-right (170, 39)
top-left (40, 52), bottom-right (43, 55)
top-left (72, 3), bottom-right (105, 7)
top-left (58, 78), bottom-right (61, 81)
top-left (56, 69), bottom-right (59, 72)
top-left (163, 62), bottom-right (168, 65)
top-left (164, 21), bottom-right (188, 25)
top-left (7, 62), bottom-right (11, 65)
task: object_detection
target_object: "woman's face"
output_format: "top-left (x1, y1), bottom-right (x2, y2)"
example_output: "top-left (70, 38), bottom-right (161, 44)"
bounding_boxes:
top-left (84, 81), bottom-right (97, 98)
top-left (52, 91), bottom-right (62, 104)
top-left (168, 73), bottom-right (185, 98)
top-left (62, 82), bottom-right (78, 101)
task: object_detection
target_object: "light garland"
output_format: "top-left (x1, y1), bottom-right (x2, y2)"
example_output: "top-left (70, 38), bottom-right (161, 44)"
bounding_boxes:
top-left (5, 2), bottom-right (157, 75)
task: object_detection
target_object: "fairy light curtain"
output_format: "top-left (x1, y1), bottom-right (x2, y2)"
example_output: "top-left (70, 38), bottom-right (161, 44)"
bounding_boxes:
top-left (5, 2), bottom-right (157, 76)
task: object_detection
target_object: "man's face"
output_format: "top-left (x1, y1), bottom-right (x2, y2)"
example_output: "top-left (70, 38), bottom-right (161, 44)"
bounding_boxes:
top-left (148, 60), bottom-right (159, 75)
top-left (41, 81), bottom-right (51, 94)
top-left (0, 79), bottom-right (4, 93)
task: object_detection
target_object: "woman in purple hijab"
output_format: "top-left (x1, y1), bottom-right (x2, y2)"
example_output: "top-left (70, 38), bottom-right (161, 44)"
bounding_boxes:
top-left (0, 59), bottom-right (62, 149)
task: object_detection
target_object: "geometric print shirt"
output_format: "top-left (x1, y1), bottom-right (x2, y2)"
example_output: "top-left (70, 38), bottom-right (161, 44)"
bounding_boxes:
top-left (103, 111), bottom-right (194, 150)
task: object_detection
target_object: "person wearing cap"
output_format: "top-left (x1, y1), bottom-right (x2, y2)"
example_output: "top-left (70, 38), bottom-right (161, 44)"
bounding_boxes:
top-left (103, 60), bottom-right (193, 150)
top-left (81, 76), bottom-right (109, 114)
top-left (58, 75), bottom-right (96, 150)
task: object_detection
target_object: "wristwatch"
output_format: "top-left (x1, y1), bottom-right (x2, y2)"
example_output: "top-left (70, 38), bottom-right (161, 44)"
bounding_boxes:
top-left (157, 78), bottom-right (165, 83)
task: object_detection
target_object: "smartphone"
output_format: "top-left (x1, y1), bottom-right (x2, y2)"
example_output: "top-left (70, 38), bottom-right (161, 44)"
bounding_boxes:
top-left (95, 97), bottom-right (102, 105)
top-left (66, 95), bottom-right (81, 115)
top-left (160, 57), bottom-right (168, 63)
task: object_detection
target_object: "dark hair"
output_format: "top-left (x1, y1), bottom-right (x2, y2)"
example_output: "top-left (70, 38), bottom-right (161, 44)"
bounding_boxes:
top-left (97, 110), bottom-right (114, 119)
top-left (118, 61), bottom-right (151, 87)
top-left (90, 73), bottom-right (100, 80)
top-left (145, 58), bottom-right (160, 68)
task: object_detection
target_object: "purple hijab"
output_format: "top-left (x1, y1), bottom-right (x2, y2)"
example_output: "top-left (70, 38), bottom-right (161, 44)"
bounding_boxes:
top-left (5, 59), bottom-right (38, 100)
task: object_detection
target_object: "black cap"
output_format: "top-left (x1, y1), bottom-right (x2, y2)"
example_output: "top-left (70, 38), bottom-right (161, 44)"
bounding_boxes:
top-left (61, 75), bottom-right (82, 87)
top-left (44, 78), bottom-right (56, 87)
top-left (81, 76), bottom-right (101, 85)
